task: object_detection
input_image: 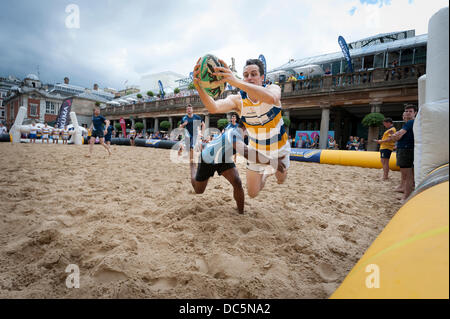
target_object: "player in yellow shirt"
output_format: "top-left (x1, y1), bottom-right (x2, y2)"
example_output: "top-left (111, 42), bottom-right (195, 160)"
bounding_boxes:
top-left (375, 118), bottom-right (397, 180)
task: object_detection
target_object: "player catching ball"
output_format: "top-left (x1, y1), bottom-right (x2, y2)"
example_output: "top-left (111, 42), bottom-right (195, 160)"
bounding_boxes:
top-left (193, 57), bottom-right (290, 198)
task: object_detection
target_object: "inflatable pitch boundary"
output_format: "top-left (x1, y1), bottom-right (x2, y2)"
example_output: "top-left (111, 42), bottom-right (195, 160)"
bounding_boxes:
top-left (82, 137), bottom-right (177, 149)
top-left (290, 148), bottom-right (400, 171)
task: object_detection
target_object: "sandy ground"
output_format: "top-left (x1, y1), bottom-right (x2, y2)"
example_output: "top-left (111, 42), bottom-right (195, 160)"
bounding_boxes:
top-left (0, 143), bottom-right (402, 298)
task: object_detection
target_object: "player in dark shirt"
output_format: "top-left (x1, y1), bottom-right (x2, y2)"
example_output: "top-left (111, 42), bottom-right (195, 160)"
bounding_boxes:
top-left (179, 104), bottom-right (205, 162)
top-left (86, 107), bottom-right (112, 157)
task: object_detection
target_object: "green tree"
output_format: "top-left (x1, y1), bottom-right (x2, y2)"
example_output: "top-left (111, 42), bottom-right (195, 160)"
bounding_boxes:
top-left (282, 116), bottom-right (291, 128)
top-left (217, 119), bottom-right (229, 131)
top-left (137, 93), bottom-right (143, 99)
top-left (188, 82), bottom-right (195, 90)
top-left (147, 91), bottom-right (154, 97)
top-left (134, 122), bottom-right (144, 132)
top-left (362, 112), bottom-right (385, 127)
top-left (95, 101), bottom-right (100, 107)
top-left (174, 88), bottom-right (180, 94)
top-left (114, 123), bottom-right (122, 131)
top-left (160, 120), bottom-right (171, 131)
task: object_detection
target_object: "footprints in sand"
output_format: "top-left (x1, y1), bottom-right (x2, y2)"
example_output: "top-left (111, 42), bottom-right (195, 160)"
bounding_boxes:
top-left (315, 262), bottom-right (339, 282)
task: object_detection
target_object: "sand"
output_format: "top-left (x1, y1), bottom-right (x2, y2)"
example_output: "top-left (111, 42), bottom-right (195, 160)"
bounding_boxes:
top-left (0, 143), bottom-right (402, 298)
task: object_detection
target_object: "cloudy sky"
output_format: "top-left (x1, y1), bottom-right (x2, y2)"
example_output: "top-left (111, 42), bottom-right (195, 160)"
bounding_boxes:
top-left (0, 0), bottom-right (447, 90)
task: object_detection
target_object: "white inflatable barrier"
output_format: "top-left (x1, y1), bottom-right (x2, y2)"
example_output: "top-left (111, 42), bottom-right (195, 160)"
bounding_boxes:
top-left (10, 106), bottom-right (84, 145)
top-left (414, 7), bottom-right (449, 187)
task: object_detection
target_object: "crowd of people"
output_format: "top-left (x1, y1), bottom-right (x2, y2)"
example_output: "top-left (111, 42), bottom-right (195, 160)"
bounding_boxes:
top-left (345, 136), bottom-right (367, 151)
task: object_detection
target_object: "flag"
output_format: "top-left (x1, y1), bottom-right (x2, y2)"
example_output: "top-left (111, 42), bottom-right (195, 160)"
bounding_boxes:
top-left (56, 98), bottom-right (73, 128)
top-left (338, 36), bottom-right (353, 73)
top-left (120, 117), bottom-right (127, 138)
top-left (158, 80), bottom-right (165, 98)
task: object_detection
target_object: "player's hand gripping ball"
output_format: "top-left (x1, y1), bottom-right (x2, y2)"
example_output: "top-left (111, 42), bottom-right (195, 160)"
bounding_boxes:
top-left (198, 54), bottom-right (227, 99)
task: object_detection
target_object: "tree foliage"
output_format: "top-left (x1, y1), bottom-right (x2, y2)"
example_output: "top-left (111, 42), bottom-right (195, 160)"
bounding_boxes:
top-left (217, 119), bottom-right (229, 131)
top-left (362, 112), bottom-right (385, 127)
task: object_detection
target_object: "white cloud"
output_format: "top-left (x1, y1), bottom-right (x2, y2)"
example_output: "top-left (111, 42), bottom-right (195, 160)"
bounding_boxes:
top-left (1, 0), bottom-right (448, 89)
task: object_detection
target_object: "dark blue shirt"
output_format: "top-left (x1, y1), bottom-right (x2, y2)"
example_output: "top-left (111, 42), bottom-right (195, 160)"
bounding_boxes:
top-left (105, 125), bottom-right (114, 138)
top-left (181, 114), bottom-right (203, 138)
top-left (397, 119), bottom-right (415, 149)
top-left (92, 115), bottom-right (107, 131)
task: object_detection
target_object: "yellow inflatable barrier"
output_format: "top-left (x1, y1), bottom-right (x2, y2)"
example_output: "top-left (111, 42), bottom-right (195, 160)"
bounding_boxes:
top-left (331, 165), bottom-right (449, 299)
top-left (320, 150), bottom-right (399, 171)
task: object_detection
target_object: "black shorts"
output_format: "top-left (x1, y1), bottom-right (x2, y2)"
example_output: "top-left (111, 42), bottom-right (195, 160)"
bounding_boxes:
top-left (105, 135), bottom-right (112, 142)
top-left (91, 129), bottom-right (104, 138)
top-left (396, 148), bottom-right (414, 168)
top-left (380, 149), bottom-right (392, 159)
top-left (195, 155), bottom-right (236, 182)
top-left (130, 136), bottom-right (135, 140)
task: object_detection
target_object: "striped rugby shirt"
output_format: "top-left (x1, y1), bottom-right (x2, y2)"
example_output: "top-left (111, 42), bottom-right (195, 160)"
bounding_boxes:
top-left (239, 90), bottom-right (290, 158)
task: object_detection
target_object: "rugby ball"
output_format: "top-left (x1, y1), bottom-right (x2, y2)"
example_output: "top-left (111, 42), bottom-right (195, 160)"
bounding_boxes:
top-left (199, 54), bottom-right (227, 99)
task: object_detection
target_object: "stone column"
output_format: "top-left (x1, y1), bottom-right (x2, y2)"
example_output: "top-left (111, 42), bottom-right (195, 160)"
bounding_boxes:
top-left (131, 117), bottom-right (135, 127)
top-left (226, 113), bottom-right (231, 121)
top-left (367, 101), bottom-right (383, 151)
top-left (143, 118), bottom-right (147, 135)
top-left (154, 118), bottom-right (159, 132)
top-left (319, 105), bottom-right (330, 149)
top-left (169, 116), bottom-right (173, 132)
top-left (205, 114), bottom-right (210, 129)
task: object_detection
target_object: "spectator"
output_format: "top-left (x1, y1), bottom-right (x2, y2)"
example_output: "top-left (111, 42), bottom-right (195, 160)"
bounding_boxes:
top-left (388, 105), bottom-right (417, 202)
top-left (324, 68), bottom-right (331, 75)
top-left (303, 136), bottom-right (312, 148)
top-left (358, 138), bottom-right (366, 151)
top-left (311, 135), bottom-right (320, 149)
top-left (328, 136), bottom-right (337, 149)
top-left (297, 72), bottom-right (305, 80)
top-left (375, 118), bottom-right (396, 180)
top-left (129, 126), bottom-right (136, 146)
top-left (346, 136), bottom-right (356, 150)
top-left (0, 122), bottom-right (7, 135)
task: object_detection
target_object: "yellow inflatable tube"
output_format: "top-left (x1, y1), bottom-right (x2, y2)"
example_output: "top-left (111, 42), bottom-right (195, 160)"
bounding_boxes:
top-left (320, 150), bottom-right (399, 171)
top-left (331, 167), bottom-right (449, 299)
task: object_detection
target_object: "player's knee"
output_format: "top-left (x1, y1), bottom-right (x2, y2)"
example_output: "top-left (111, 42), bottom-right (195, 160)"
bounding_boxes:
top-left (247, 188), bottom-right (259, 198)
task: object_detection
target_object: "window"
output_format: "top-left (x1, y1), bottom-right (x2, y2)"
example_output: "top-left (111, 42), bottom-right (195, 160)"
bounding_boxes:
top-left (45, 101), bottom-right (57, 114)
top-left (10, 105), bottom-right (14, 120)
top-left (331, 61), bottom-right (340, 75)
top-left (414, 46), bottom-right (426, 64)
top-left (363, 55), bottom-right (374, 69)
top-left (400, 48), bottom-right (414, 65)
top-left (1, 110), bottom-right (4, 118)
top-left (30, 103), bottom-right (38, 116)
top-left (387, 51), bottom-right (400, 67)
top-left (374, 52), bottom-right (385, 68)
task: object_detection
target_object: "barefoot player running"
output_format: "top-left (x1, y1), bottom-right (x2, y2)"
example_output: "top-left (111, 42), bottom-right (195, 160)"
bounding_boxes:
top-left (193, 58), bottom-right (290, 198)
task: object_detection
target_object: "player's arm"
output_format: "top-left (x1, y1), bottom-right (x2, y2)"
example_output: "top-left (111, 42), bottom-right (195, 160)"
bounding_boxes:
top-left (193, 58), bottom-right (241, 115)
top-left (214, 59), bottom-right (281, 106)
top-left (387, 129), bottom-right (406, 142)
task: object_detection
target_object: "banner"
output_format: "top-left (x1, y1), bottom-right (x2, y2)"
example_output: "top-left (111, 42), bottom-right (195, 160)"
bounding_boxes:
top-left (258, 54), bottom-right (267, 83)
top-left (338, 36), bottom-right (353, 73)
top-left (295, 130), bottom-right (334, 148)
top-left (56, 98), bottom-right (72, 128)
top-left (158, 80), bottom-right (165, 98)
top-left (120, 117), bottom-right (127, 138)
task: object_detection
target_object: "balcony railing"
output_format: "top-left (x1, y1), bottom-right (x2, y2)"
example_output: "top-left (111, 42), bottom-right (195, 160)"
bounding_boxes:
top-left (280, 64), bottom-right (425, 96)
top-left (102, 64), bottom-right (425, 116)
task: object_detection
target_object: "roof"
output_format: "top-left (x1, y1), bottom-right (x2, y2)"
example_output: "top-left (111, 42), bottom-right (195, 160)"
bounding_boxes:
top-left (269, 34), bottom-right (427, 73)
top-left (75, 92), bottom-right (109, 103)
